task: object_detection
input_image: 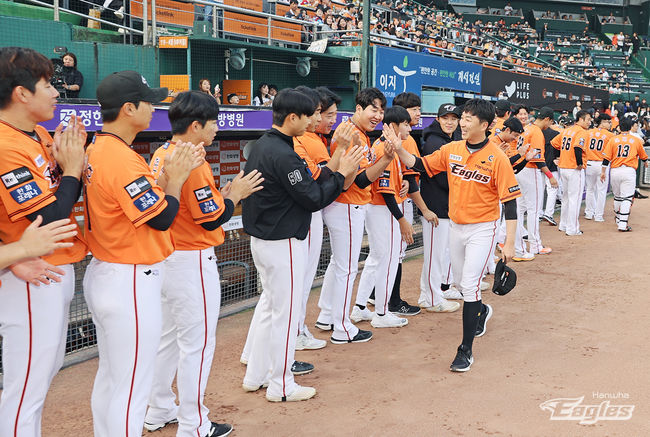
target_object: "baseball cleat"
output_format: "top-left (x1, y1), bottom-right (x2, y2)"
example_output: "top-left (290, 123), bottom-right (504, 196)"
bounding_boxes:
top-left (618, 226), bottom-right (632, 232)
top-left (480, 280), bottom-right (490, 291)
top-left (295, 332), bottom-right (327, 350)
top-left (240, 357), bottom-right (248, 365)
top-left (266, 385), bottom-right (316, 402)
top-left (389, 300), bottom-right (421, 316)
top-left (205, 422), bottom-right (233, 437)
top-left (330, 329), bottom-right (373, 344)
top-left (443, 286), bottom-right (463, 300)
top-left (350, 306), bottom-right (374, 323)
top-left (144, 418), bottom-right (178, 432)
top-left (291, 361), bottom-right (314, 375)
top-left (541, 214), bottom-right (557, 226)
top-left (371, 312), bottom-right (408, 328)
top-left (537, 247), bottom-right (552, 255)
top-left (585, 214), bottom-right (593, 220)
top-left (426, 299), bottom-right (461, 313)
top-left (594, 217), bottom-right (605, 222)
top-left (512, 252), bottom-right (535, 262)
top-left (314, 321), bottom-right (333, 331)
top-left (475, 303), bottom-right (493, 337)
top-left (242, 382), bottom-right (269, 392)
top-left (566, 231), bottom-right (584, 236)
top-left (367, 298), bottom-right (375, 306)
top-left (450, 345), bottom-right (474, 372)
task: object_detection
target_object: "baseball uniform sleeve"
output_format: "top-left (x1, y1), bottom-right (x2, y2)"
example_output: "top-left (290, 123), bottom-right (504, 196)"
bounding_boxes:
top-left (551, 132), bottom-right (562, 150)
top-left (528, 128), bottom-right (546, 164)
top-left (294, 138), bottom-right (322, 180)
top-left (115, 152), bottom-right (168, 227)
top-left (0, 146), bottom-right (56, 222)
top-left (182, 162), bottom-right (226, 224)
top-left (602, 137), bottom-right (615, 161)
top-left (421, 147), bottom-right (448, 177)
top-left (638, 139), bottom-right (649, 161)
top-left (494, 154), bottom-right (521, 203)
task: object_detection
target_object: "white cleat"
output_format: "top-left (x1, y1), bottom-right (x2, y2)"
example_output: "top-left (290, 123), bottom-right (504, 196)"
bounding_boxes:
top-left (426, 299), bottom-right (461, 313)
top-left (370, 312), bottom-right (408, 328)
top-left (350, 306), bottom-right (374, 323)
top-left (266, 385), bottom-right (316, 402)
top-left (442, 286), bottom-right (463, 300)
top-left (295, 331), bottom-right (326, 350)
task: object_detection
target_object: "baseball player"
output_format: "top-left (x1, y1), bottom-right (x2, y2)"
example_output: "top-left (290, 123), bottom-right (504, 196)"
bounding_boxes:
top-left (318, 88), bottom-right (398, 343)
top-left (83, 71), bottom-right (199, 436)
top-left (512, 107), bottom-right (557, 260)
top-left (601, 117), bottom-right (648, 231)
top-left (417, 103), bottom-right (462, 310)
top-left (585, 114), bottom-right (613, 221)
top-left (551, 110), bottom-right (591, 236)
top-left (540, 125), bottom-right (561, 226)
top-left (240, 89), bottom-right (363, 402)
top-left (145, 91), bottom-right (262, 437)
top-left (0, 47), bottom-right (89, 437)
top-left (395, 99), bottom-right (521, 372)
top-left (492, 100), bottom-right (512, 134)
top-left (353, 106), bottom-right (413, 328)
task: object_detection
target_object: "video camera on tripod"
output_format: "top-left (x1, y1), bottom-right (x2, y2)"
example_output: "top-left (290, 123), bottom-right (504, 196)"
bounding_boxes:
top-left (50, 46), bottom-right (68, 97)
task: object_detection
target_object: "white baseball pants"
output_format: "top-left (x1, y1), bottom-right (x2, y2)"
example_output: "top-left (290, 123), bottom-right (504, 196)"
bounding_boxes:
top-left (559, 168), bottom-right (584, 235)
top-left (418, 218), bottom-right (451, 308)
top-left (0, 265), bottom-right (74, 437)
top-left (543, 170), bottom-right (561, 218)
top-left (610, 166), bottom-right (637, 230)
top-left (585, 161), bottom-right (609, 220)
top-left (83, 258), bottom-right (165, 437)
top-left (299, 211), bottom-right (323, 334)
top-left (515, 167), bottom-right (544, 254)
top-left (399, 199), bottom-right (414, 262)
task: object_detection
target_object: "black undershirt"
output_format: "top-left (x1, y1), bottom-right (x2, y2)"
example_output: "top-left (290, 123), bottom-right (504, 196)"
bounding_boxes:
top-left (382, 193), bottom-right (404, 220)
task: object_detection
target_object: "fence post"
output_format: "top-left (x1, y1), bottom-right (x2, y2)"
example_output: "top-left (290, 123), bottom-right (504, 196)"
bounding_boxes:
top-left (212, 3), bottom-right (217, 38)
top-left (151, 0), bottom-right (157, 45)
top-left (143, 0), bottom-right (149, 45)
top-left (267, 16), bottom-right (272, 45)
top-left (54, 0), bottom-right (59, 21)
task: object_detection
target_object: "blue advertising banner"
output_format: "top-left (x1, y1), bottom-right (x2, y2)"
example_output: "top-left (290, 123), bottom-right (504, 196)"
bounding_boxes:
top-left (373, 46), bottom-right (482, 100)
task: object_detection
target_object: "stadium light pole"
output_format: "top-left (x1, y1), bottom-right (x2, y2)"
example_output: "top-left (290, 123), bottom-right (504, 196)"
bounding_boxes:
top-left (360, 0), bottom-right (371, 88)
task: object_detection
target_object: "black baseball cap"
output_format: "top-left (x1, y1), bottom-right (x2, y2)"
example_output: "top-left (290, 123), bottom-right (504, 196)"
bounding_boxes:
top-left (97, 70), bottom-right (168, 110)
top-left (495, 100), bottom-right (511, 112)
top-left (537, 106), bottom-right (555, 120)
top-left (438, 103), bottom-right (459, 117)
top-left (503, 116), bottom-right (524, 133)
top-left (492, 259), bottom-right (517, 296)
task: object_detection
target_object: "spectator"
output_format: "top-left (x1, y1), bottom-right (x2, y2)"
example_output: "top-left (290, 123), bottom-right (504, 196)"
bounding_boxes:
top-left (227, 93), bottom-right (240, 105)
top-left (504, 2), bottom-right (513, 16)
top-left (252, 83), bottom-right (272, 106)
top-left (617, 31), bottom-right (625, 51)
top-left (572, 101), bottom-right (582, 120)
top-left (61, 52), bottom-right (83, 98)
top-left (285, 0), bottom-right (305, 20)
top-left (269, 84), bottom-right (278, 100)
top-left (632, 32), bottom-right (641, 55)
top-left (198, 78), bottom-right (221, 104)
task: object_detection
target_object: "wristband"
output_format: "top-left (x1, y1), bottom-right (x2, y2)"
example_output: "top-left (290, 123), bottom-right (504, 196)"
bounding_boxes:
top-left (544, 170), bottom-right (553, 179)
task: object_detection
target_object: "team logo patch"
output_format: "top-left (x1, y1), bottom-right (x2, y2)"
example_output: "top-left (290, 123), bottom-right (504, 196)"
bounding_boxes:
top-left (449, 163), bottom-right (491, 183)
top-left (1, 167), bottom-right (34, 189)
top-left (9, 181), bottom-right (42, 204)
top-left (578, 138), bottom-right (586, 147)
top-left (194, 186), bottom-right (214, 201)
top-left (450, 154), bottom-right (463, 162)
top-left (509, 185), bottom-right (521, 193)
top-left (379, 178), bottom-right (390, 188)
top-left (34, 154), bottom-right (46, 168)
top-left (124, 176), bottom-right (153, 199)
top-left (133, 189), bottom-right (159, 211)
top-left (381, 170), bottom-right (391, 177)
top-left (199, 199), bottom-right (219, 214)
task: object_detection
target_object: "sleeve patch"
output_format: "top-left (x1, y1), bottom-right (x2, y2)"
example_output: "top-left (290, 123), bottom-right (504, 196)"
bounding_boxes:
top-left (199, 199), bottom-right (219, 214)
top-left (508, 185), bottom-right (521, 193)
top-left (133, 189), bottom-right (160, 211)
top-left (379, 178), bottom-right (390, 188)
top-left (381, 170), bottom-right (391, 177)
top-left (2, 167), bottom-right (34, 189)
top-left (9, 181), bottom-right (42, 204)
top-left (124, 176), bottom-right (153, 199)
top-left (194, 186), bottom-right (214, 201)
top-left (288, 169), bottom-right (303, 185)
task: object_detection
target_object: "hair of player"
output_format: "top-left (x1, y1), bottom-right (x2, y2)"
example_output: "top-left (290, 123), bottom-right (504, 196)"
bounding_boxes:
top-left (619, 116), bottom-right (635, 132)
top-left (168, 90), bottom-right (220, 135)
top-left (0, 47), bottom-right (54, 110)
top-left (392, 92), bottom-right (421, 109)
top-left (495, 106), bottom-right (510, 118)
top-left (100, 101), bottom-right (142, 123)
top-left (356, 87), bottom-right (387, 110)
top-left (315, 86), bottom-right (342, 111)
top-left (596, 113), bottom-right (611, 125)
top-left (512, 104), bottom-right (529, 115)
top-left (462, 98), bottom-right (495, 126)
top-left (503, 116), bottom-right (523, 133)
top-left (295, 86), bottom-right (322, 110)
top-left (575, 109), bottom-right (591, 121)
top-left (272, 88), bottom-right (317, 126)
top-left (383, 105), bottom-right (411, 125)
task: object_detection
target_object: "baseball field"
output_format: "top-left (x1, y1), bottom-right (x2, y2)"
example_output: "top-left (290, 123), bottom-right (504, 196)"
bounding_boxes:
top-left (40, 195), bottom-right (649, 436)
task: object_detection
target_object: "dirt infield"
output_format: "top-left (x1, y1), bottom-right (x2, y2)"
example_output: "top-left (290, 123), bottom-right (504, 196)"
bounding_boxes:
top-left (39, 195), bottom-right (650, 436)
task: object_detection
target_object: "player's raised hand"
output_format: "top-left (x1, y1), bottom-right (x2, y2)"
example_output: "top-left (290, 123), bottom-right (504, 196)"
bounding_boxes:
top-left (164, 141), bottom-right (194, 184)
top-left (332, 122), bottom-right (355, 150)
top-left (18, 216), bottom-right (77, 258)
top-left (10, 257), bottom-right (67, 286)
top-left (190, 141), bottom-right (206, 169)
top-left (53, 115), bottom-right (86, 179)
top-left (398, 217), bottom-right (414, 244)
top-left (227, 170), bottom-right (264, 205)
top-left (498, 140), bottom-right (509, 154)
top-left (338, 145), bottom-right (364, 177)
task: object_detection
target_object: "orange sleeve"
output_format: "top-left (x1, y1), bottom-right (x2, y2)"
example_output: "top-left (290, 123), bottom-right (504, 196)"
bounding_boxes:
top-left (602, 137), bottom-right (615, 161)
top-left (551, 132), bottom-right (562, 150)
top-left (401, 137), bottom-right (420, 176)
top-left (638, 139), bottom-right (649, 161)
top-left (294, 138), bottom-right (321, 179)
top-left (373, 142), bottom-right (395, 195)
top-left (149, 147), bottom-right (165, 181)
top-left (115, 152), bottom-right (168, 227)
top-left (0, 145), bottom-right (56, 222)
top-left (182, 162), bottom-right (226, 224)
top-left (575, 131), bottom-right (587, 150)
top-left (494, 153), bottom-right (522, 203)
top-left (421, 146), bottom-right (447, 177)
top-left (529, 128), bottom-right (546, 163)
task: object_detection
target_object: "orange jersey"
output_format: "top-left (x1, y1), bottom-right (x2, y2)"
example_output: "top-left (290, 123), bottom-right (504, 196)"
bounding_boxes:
top-left (421, 140), bottom-right (521, 224)
top-left (517, 124), bottom-right (545, 168)
top-left (150, 142), bottom-right (226, 250)
top-left (492, 117), bottom-right (506, 134)
top-left (586, 128), bottom-right (614, 161)
top-left (602, 133), bottom-right (648, 169)
top-left (551, 125), bottom-right (588, 169)
top-left (330, 121), bottom-right (375, 205)
top-left (397, 135), bottom-right (420, 202)
top-left (294, 132), bottom-right (330, 180)
top-left (84, 132), bottom-right (173, 264)
top-left (488, 133), bottom-right (523, 167)
top-left (370, 139), bottom-right (404, 206)
top-left (0, 121), bottom-right (87, 266)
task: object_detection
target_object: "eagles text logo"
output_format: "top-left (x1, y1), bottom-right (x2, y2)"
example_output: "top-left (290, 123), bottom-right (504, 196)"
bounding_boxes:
top-left (539, 396), bottom-right (634, 425)
top-left (449, 163), bottom-right (490, 183)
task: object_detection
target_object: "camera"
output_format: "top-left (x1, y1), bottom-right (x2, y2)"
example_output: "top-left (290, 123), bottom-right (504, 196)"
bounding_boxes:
top-left (50, 46), bottom-right (68, 97)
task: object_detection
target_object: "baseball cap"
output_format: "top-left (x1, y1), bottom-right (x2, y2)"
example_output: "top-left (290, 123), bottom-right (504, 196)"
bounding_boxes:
top-left (503, 116), bottom-right (524, 133)
top-left (438, 103), bottom-right (459, 118)
top-left (492, 259), bottom-right (517, 296)
top-left (97, 70), bottom-right (168, 110)
top-left (537, 107), bottom-right (554, 120)
top-left (495, 99), bottom-right (511, 112)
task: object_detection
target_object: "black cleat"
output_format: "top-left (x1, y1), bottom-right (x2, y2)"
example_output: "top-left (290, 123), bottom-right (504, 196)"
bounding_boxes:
top-left (450, 345), bottom-right (474, 372)
top-left (634, 189), bottom-right (648, 199)
top-left (541, 214), bottom-right (557, 226)
top-left (475, 304), bottom-right (493, 337)
top-left (330, 329), bottom-right (373, 344)
top-left (291, 361), bottom-right (314, 375)
top-left (389, 300), bottom-right (421, 316)
top-left (206, 422), bottom-right (233, 437)
top-left (314, 321), bottom-right (333, 331)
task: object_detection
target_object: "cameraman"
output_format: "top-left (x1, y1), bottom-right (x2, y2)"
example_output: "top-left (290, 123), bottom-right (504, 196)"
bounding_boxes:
top-left (61, 52), bottom-right (83, 98)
